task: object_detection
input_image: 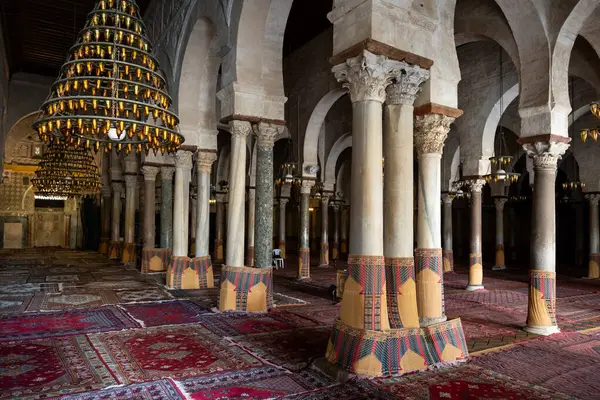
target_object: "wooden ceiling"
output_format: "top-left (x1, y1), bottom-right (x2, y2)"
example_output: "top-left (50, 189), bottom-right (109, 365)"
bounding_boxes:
top-left (0, 0), bottom-right (150, 78)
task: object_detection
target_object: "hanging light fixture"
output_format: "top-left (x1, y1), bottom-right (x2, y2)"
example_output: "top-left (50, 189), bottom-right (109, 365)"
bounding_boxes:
top-left (32, 142), bottom-right (101, 200)
top-left (275, 139), bottom-right (297, 186)
top-left (32, 0), bottom-right (182, 155)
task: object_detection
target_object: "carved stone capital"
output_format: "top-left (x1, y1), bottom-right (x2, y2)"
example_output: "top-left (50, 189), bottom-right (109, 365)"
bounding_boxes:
top-left (494, 197), bottom-right (508, 211)
top-left (160, 166), bottom-right (176, 181)
top-left (216, 193), bottom-right (227, 203)
top-left (229, 120), bottom-right (252, 138)
top-left (124, 174), bottom-right (139, 189)
top-left (279, 198), bottom-right (289, 206)
top-left (141, 165), bottom-right (159, 181)
top-left (332, 50), bottom-right (403, 103)
top-left (101, 186), bottom-right (112, 197)
top-left (587, 193), bottom-right (600, 206)
top-left (321, 194), bottom-right (331, 205)
top-left (111, 181), bottom-right (124, 193)
top-left (442, 193), bottom-right (454, 205)
top-left (386, 63), bottom-right (430, 106)
top-left (522, 141), bottom-right (569, 169)
top-left (300, 180), bottom-right (315, 195)
top-left (469, 179), bottom-right (486, 193)
top-left (196, 151), bottom-right (217, 174)
top-left (175, 150), bottom-right (194, 170)
top-left (253, 122), bottom-right (283, 148)
top-left (414, 114), bottom-right (455, 155)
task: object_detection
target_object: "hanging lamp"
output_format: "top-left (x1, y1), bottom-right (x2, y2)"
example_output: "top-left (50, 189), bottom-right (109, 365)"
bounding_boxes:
top-left (32, 0), bottom-right (183, 155)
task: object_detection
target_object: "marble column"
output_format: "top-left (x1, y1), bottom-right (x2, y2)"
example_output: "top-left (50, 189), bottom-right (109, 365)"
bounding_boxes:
top-left (279, 197), bottom-right (289, 258)
top-left (331, 203), bottom-right (340, 261)
top-left (253, 122), bottom-right (282, 269)
top-left (310, 205), bottom-right (318, 252)
top-left (442, 194), bottom-right (454, 272)
top-left (319, 195), bottom-right (330, 267)
top-left (383, 68), bottom-right (428, 330)
top-left (195, 151), bottom-right (217, 257)
top-left (493, 197), bottom-right (508, 271)
top-left (121, 175), bottom-right (138, 263)
top-left (246, 187), bottom-right (256, 266)
top-left (466, 179), bottom-right (485, 290)
top-left (214, 195), bottom-right (226, 262)
top-left (172, 151), bottom-right (193, 258)
top-left (109, 182), bottom-right (123, 259)
top-left (160, 166), bottom-right (175, 249)
top-left (521, 139), bottom-right (569, 335)
top-left (190, 188), bottom-right (197, 256)
top-left (587, 194), bottom-right (600, 279)
top-left (99, 186), bottom-right (112, 255)
top-left (414, 113), bottom-right (455, 325)
top-left (141, 166), bottom-right (159, 248)
top-left (340, 204), bottom-right (349, 258)
top-left (298, 180), bottom-right (314, 279)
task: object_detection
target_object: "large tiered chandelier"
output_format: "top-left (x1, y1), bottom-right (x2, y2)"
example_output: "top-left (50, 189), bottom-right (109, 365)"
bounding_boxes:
top-left (32, 0), bottom-right (182, 155)
top-left (32, 143), bottom-right (102, 200)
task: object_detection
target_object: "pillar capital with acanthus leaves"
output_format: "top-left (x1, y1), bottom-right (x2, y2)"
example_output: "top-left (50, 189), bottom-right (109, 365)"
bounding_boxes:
top-left (414, 114), bottom-right (455, 155)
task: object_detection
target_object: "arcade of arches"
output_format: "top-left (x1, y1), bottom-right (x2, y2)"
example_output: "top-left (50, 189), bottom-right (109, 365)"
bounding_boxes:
top-left (2, 0), bottom-right (600, 398)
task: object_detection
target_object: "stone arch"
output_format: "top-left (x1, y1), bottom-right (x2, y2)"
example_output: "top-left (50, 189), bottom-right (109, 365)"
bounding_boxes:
top-left (302, 88), bottom-right (348, 177)
top-left (570, 103), bottom-right (591, 127)
top-left (21, 185), bottom-right (34, 211)
top-left (324, 133), bottom-right (352, 189)
top-left (5, 112), bottom-right (43, 166)
top-left (482, 83), bottom-right (520, 157)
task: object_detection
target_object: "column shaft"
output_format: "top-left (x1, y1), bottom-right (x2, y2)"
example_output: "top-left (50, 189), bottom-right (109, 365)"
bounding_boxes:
top-left (279, 198), bottom-right (288, 258)
top-left (340, 204), bottom-right (348, 257)
top-left (226, 131), bottom-right (248, 267)
top-left (195, 152), bottom-right (216, 257)
top-left (587, 195), bottom-right (600, 278)
top-left (467, 182), bottom-right (484, 290)
top-left (319, 196), bottom-right (330, 266)
top-left (160, 167), bottom-right (175, 248)
top-left (298, 184), bottom-right (313, 279)
top-left (99, 188), bottom-right (112, 254)
top-left (141, 167), bottom-right (158, 248)
top-left (172, 151), bottom-right (192, 257)
top-left (109, 182), bottom-right (123, 259)
top-left (332, 205), bottom-right (340, 260)
top-left (246, 188), bottom-right (256, 266)
top-left (493, 198), bottom-right (507, 270)
top-left (214, 198), bottom-right (225, 261)
top-left (442, 197), bottom-right (454, 272)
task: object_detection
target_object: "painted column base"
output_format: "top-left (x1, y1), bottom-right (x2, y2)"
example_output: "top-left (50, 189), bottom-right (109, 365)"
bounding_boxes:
top-left (319, 242), bottom-right (330, 267)
top-left (108, 241), bottom-right (121, 260)
top-left (332, 243), bottom-right (339, 260)
top-left (166, 256), bottom-right (214, 290)
top-left (442, 250), bottom-right (453, 273)
top-left (214, 239), bottom-right (224, 264)
top-left (98, 238), bottom-right (109, 255)
top-left (298, 248), bottom-right (311, 280)
top-left (218, 266), bottom-right (273, 312)
top-left (527, 270), bottom-right (558, 334)
top-left (246, 247), bottom-right (255, 267)
top-left (141, 247), bottom-right (172, 273)
top-left (279, 240), bottom-right (286, 259)
top-left (121, 242), bottom-right (137, 264)
top-left (467, 252), bottom-right (484, 290)
top-left (385, 257), bottom-right (419, 329)
top-left (189, 242), bottom-right (196, 257)
top-left (325, 318), bottom-right (468, 377)
top-left (493, 245), bottom-right (506, 270)
top-left (587, 253), bottom-right (600, 279)
top-left (340, 240), bottom-right (347, 259)
top-left (336, 269), bottom-right (347, 299)
top-left (415, 248), bottom-right (446, 326)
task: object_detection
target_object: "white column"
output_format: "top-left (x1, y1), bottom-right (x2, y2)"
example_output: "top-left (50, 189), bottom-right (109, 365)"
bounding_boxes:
top-left (466, 179), bottom-right (485, 290)
top-left (195, 151), bottom-right (217, 257)
top-left (172, 150), bottom-right (193, 257)
top-left (246, 187), bottom-right (256, 266)
top-left (493, 197), bottom-right (508, 271)
top-left (442, 194), bottom-right (454, 272)
top-left (141, 166), bottom-right (159, 248)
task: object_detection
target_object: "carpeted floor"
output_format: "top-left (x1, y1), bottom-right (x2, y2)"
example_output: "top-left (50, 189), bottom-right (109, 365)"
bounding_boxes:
top-left (1, 248), bottom-right (600, 399)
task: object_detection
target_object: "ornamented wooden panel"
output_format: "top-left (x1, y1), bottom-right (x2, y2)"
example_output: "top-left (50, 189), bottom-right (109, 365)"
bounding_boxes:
top-left (3, 222), bottom-right (23, 249)
top-left (33, 212), bottom-right (65, 248)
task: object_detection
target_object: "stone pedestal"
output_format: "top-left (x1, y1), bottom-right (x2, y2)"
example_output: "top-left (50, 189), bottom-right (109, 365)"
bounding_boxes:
top-left (298, 181), bottom-right (314, 279)
top-left (521, 138), bottom-right (569, 335)
top-left (122, 175), bottom-right (138, 264)
top-left (442, 194), bottom-right (454, 272)
top-left (279, 198), bottom-right (289, 258)
top-left (319, 196), bottom-right (330, 267)
top-left (466, 180), bottom-right (485, 291)
top-left (246, 187), bottom-right (256, 266)
top-left (587, 194), bottom-right (600, 279)
top-left (109, 182), bottom-right (123, 259)
top-left (99, 186), bottom-right (112, 255)
top-left (140, 166), bottom-right (160, 273)
top-left (493, 197), bottom-right (508, 271)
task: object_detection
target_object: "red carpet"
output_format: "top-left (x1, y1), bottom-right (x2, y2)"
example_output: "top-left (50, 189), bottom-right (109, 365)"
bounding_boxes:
top-left (121, 300), bottom-right (210, 327)
top-left (198, 312), bottom-right (316, 337)
top-left (55, 379), bottom-right (183, 399)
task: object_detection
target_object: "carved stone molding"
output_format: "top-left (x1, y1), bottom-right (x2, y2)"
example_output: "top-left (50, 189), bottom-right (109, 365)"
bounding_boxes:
top-left (586, 193), bottom-right (600, 206)
top-left (522, 141), bottom-right (569, 169)
top-left (414, 114), bottom-right (455, 155)
top-left (494, 197), bottom-right (508, 211)
top-left (332, 50), bottom-right (403, 103)
top-left (101, 186), bottom-right (112, 197)
top-left (196, 151), bottom-right (217, 174)
top-left (469, 179), bottom-right (486, 193)
top-left (124, 175), bottom-right (139, 189)
top-left (111, 182), bottom-right (124, 193)
top-left (253, 122), bottom-right (283, 148)
top-left (141, 165), bottom-right (159, 181)
top-left (300, 180), bottom-right (315, 195)
top-left (386, 62), bottom-right (430, 106)
top-left (174, 150), bottom-right (194, 170)
top-left (279, 198), bottom-right (289, 206)
top-left (229, 120), bottom-right (253, 138)
top-left (160, 166), bottom-right (176, 181)
top-left (441, 193), bottom-right (454, 205)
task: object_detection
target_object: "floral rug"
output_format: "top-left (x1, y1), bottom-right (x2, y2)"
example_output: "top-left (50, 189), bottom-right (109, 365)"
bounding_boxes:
top-left (283, 379), bottom-right (391, 400)
top-left (198, 312), bottom-right (316, 337)
top-left (88, 324), bottom-right (263, 383)
top-left (0, 335), bottom-right (117, 399)
top-left (281, 304), bottom-right (340, 325)
top-left (57, 379), bottom-right (183, 399)
top-left (114, 288), bottom-right (173, 303)
top-left (27, 289), bottom-right (119, 311)
top-left (121, 300), bottom-right (210, 327)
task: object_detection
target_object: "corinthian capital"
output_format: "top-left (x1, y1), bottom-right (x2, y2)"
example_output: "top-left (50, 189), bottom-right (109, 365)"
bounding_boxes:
top-left (141, 165), bottom-right (159, 181)
top-left (124, 174), bottom-right (139, 189)
top-left (386, 63), bottom-right (430, 106)
top-left (300, 180), bottom-right (315, 195)
top-left (494, 197), bottom-right (508, 211)
top-left (586, 193), bottom-right (600, 206)
top-left (468, 179), bottom-right (486, 193)
top-left (522, 141), bottom-right (569, 169)
top-left (111, 181), bottom-right (124, 193)
top-left (414, 114), bottom-right (455, 155)
top-left (253, 122), bottom-right (283, 148)
top-left (175, 150), bottom-right (194, 169)
top-left (332, 50), bottom-right (403, 103)
top-left (229, 120), bottom-right (252, 138)
top-left (196, 150), bottom-right (217, 174)
top-left (160, 166), bottom-right (176, 181)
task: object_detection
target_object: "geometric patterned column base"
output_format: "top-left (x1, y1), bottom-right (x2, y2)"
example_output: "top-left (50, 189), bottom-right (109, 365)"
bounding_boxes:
top-left (246, 247), bottom-right (255, 267)
top-left (442, 250), bottom-right (453, 273)
top-left (492, 245), bottom-right (506, 271)
top-left (279, 240), bottom-right (286, 259)
top-left (466, 252), bottom-right (484, 291)
top-left (325, 317), bottom-right (468, 377)
top-left (214, 239), bottom-right (224, 264)
top-left (332, 242), bottom-right (339, 260)
top-left (166, 256), bottom-right (215, 290)
top-left (525, 270), bottom-right (559, 336)
top-left (319, 242), bottom-right (330, 267)
top-left (415, 248), bottom-right (446, 326)
top-left (340, 240), bottom-right (347, 258)
top-left (108, 241), bottom-right (121, 260)
top-left (121, 242), bottom-right (137, 264)
top-left (218, 266), bottom-right (273, 312)
top-left (336, 269), bottom-right (347, 299)
top-left (588, 253), bottom-right (600, 279)
top-left (98, 238), bottom-right (109, 255)
top-left (297, 248), bottom-right (310, 280)
top-left (385, 257), bottom-right (419, 329)
top-left (141, 248), bottom-right (172, 273)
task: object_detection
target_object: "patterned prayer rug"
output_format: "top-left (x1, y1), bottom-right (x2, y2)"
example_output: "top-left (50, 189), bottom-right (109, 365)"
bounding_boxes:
top-left (0, 306), bottom-right (139, 341)
top-left (121, 300), bottom-right (210, 327)
top-left (283, 379), bottom-right (391, 400)
top-left (229, 327), bottom-right (331, 371)
top-left (472, 332), bottom-right (600, 399)
top-left (446, 303), bottom-right (527, 332)
top-left (460, 320), bottom-right (517, 340)
top-left (27, 289), bottom-right (119, 311)
top-left (283, 304), bottom-right (340, 325)
top-left (0, 272), bottom-right (29, 284)
top-left (169, 288), bottom-right (218, 298)
top-left (0, 335), bottom-right (117, 399)
top-left (375, 364), bottom-right (571, 399)
top-left (92, 272), bottom-right (146, 282)
top-left (178, 366), bottom-right (334, 399)
top-left (0, 294), bottom-right (33, 313)
top-left (198, 312), bottom-right (316, 337)
top-left (89, 324), bottom-right (263, 383)
top-left (115, 288), bottom-right (173, 303)
top-left (83, 280), bottom-right (155, 290)
top-left (57, 379), bottom-right (183, 399)
top-left (446, 289), bottom-right (528, 307)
